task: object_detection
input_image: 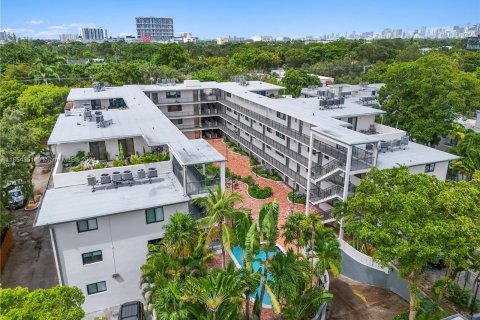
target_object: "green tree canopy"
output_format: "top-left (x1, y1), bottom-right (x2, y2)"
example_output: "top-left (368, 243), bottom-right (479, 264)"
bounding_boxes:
top-left (335, 167), bottom-right (480, 320)
top-left (0, 81), bottom-right (27, 116)
top-left (16, 84), bottom-right (69, 119)
top-left (151, 43), bottom-right (190, 69)
top-left (377, 53), bottom-right (480, 145)
top-left (282, 68), bottom-right (320, 97)
top-left (0, 286), bottom-right (85, 320)
top-left (229, 46), bottom-right (281, 71)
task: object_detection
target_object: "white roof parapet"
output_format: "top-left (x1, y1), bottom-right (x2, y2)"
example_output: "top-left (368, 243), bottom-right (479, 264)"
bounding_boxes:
top-left (35, 172), bottom-right (188, 226)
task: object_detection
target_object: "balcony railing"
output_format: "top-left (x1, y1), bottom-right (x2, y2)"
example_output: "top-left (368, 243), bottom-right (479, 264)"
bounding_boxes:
top-left (221, 125), bottom-right (308, 187)
top-left (310, 184), bottom-right (343, 204)
top-left (187, 177), bottom-right (220, 195)
top-left (220, 111), bottom-right (309, 167)
top-left (311, 159), bottom-right (346, 181)
top-left (218, 98), bottom-right (310, 145)
top-left (351, 146), bottom-right (375, 171)
top-left (176, 122), bottom-right (220, 130)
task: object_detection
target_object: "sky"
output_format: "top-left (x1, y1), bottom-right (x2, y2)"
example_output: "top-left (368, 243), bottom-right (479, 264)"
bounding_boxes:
top-left (1, 0), bottom-right (479, 39)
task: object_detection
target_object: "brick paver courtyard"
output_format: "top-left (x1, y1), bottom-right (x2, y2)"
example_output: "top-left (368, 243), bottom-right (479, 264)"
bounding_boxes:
top-left (207, 138), bottom-right (324, 249)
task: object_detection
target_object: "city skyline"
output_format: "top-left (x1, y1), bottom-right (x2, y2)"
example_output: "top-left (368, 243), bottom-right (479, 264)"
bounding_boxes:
top-left (1, 0), bottom-right (479, 40)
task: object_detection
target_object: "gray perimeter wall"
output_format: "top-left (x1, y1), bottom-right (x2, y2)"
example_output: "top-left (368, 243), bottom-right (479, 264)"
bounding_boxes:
top-left (340, 241), bottom-right (410, 301)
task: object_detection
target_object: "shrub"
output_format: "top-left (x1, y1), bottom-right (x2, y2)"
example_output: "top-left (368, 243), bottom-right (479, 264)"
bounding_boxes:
top-left (249, 157), bottom-right (258, 166)
top-left (288, 191), bottom-right (306, 204)
top-left (130, 152), bottom-right (170, 164)
top-left (257, 170), bottom-right (282, 181)
top-left (112, 159), bottom-right (124, 167)
top-left (433, 279), bottom-right (476, 311)
top-left (248, 184), bottom-right (272, 199)
top-left (241, 175), bottom-right (255, 186)
top-left (225, 168), bottom-right (241, 180)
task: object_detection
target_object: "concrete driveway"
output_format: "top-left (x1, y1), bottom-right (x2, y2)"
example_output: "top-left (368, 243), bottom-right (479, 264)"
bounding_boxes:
top-left (1, 165), bottom-right (58, 289)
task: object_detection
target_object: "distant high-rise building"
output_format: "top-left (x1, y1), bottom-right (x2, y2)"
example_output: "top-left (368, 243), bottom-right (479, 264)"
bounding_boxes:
top-left (0, 31), bottom-right (8, 43)
top-left (60, 33), bottom-right (79, 43)
top-left (80, 28), bottom-right (107, 42)
top-left (135, 17), bottom-right (174, 42)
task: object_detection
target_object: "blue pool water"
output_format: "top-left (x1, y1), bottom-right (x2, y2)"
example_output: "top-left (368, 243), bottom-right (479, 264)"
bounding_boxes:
top-left (231, 245), bottom-right (281, 306)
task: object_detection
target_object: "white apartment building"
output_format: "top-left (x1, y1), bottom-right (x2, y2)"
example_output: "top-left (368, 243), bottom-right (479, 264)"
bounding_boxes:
top-left (135, 16), bottom-right (174, 42)
top-left (139, 80), bottom-right (457, 218)
top-left (35, 83), bottom-right (225, 313)
top-left (36, 79), bottom-right (458, 313)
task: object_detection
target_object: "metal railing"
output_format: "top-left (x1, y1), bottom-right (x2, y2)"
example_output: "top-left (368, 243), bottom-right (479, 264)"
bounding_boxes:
top-left (177, 122), bottom-right (220, 130)
top-left (351, 145), bottom-right (375, 171)
top-left (220, 111), bottom-right (309, 167)
top-left (221, 125), bottom-right (308, 187)
top-left (311, 159), bottom-right (346, 181)
top-left (313, 139), bottom-right (348, 162)
top-left (310, 184), bottom-right (343, 204)
top-left (186, 177), bottom-right (220, 195)
top-left (218, 98), bottom-right (310, 145)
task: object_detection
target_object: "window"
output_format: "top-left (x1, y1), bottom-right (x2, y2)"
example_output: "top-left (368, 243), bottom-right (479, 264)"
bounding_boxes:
top-left (145, 207), bottom-right (164, 224)
top-left (167, 105), bottom-right (182, 112)
top-left (276, 132), bottom-right (286, 140)
top-left (425, 163), bottom-right (435, 173)
top-left (275, 151), bottom-right (285, 158)
top-left (226, 92), bottom-right (231, 97)
top-left (87, 281), bottom-right (107, 295)
top-left (89, 141), bottom-right (107, 160)
top-left (252, 120), bottom-right (256, 124)
top-left (266, 127), bottom-right (272, 133)
top-left (245, 132), bottom-right (250, 136)
top-left (266, 145), bottom-right (271, 150)
top-left (233, 111), bottom-right (237, 115)
top-left (245, 116), bottom-right (249, 122)
top-left (276, 112), bottom-right (286, 120)
top-left (226, 107), bottom-right (232, 112)
top-left (172, 119), bottom-right (183, 125)
top-left (166, 91), bottom-right (181, 99)
top-left (77, 219), bottom-right (98, 233)
top-left (151, 93), bottom-right (158, 104)
top-left (82, 250), bottom-right (103, 264)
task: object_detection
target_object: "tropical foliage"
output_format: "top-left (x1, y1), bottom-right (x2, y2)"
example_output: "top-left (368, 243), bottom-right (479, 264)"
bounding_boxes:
top-left (335, 167), bottom-right (480, 320)
top-left (141, 194), bottom-right (339, 319)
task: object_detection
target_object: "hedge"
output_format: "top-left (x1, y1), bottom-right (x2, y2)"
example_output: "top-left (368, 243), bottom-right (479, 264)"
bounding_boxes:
top-left (288, 191), bottom-right (307, 204)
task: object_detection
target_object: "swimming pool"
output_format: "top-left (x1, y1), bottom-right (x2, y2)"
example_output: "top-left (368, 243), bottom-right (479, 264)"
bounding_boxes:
top-left (230, 245), bottom-right (284, 307)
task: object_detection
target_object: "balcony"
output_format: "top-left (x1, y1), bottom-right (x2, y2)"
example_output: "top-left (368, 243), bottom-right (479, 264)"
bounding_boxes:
top-left (310, 184), bottom-right (343, 204)
top-left (311, 159), bottom-right (345, 182)
top-left (221, 124), bottom-right (308, 187)
top-left (176, 121), bottom-right (220, 131)
top-left (220, 111), bottom-right (309, 167)
top-left (359, 123), bottom-right (406, 141)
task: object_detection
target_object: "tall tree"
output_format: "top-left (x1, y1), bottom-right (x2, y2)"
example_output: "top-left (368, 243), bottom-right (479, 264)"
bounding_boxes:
top-left (194, 185), bottom-right (245, 270)
top-left (0, 109), bottom-right (37, 206)
top-left (282, 68), bottom-right (320, 97)
top-left (377, 53), bottom-right (480, 145)
top-left (0, 286), bottom-right (85, 320)
top-left (334, 167), bottom-right (480, 320)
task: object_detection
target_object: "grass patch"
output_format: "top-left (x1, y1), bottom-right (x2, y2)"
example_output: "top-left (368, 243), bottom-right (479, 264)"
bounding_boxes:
top-left (288, 191), bottom-right (306, 204)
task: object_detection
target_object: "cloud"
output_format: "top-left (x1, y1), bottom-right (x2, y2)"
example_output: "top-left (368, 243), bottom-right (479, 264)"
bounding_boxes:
top-left (3, 22), bottom-right (98, 39)
top-left (27, 19), bottom-right (45, 25)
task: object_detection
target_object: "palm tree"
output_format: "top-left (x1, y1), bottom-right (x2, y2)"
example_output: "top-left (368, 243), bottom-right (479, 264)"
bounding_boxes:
top-left (29, 63), bottom-right (60, 84)
top-left (281, 286), bottom-right (333, 320)
top-left (268, 248), bottom-right (312, 307)
top-left (163, 213), bottom-right (198, 269)
top-left (154, 280), bottom-right (193, 320)
top-left (194, 184), bottom-right (245, 270)
top-left (310, 226), bottom-right (342, 287)
top-left (184, 269), bottom-right (244, 320)
top-left (282, 212), bottom-right (309, 255)
top-left (257, 200), bottom-right (281, 319)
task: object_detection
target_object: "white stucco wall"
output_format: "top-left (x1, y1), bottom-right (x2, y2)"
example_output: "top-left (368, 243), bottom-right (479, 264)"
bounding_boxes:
top-left (52, 202), bottom-right (189, 313)
top-left (408, 161), bottom-right (449, 180)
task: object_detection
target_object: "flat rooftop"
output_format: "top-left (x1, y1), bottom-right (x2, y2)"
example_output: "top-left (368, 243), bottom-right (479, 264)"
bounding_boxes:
top-left (54, 85), bottom-right (225, 165)
top-left (376, 142), bottom-right (459, 169)
top-left (35, 172), bottom-right (188, 226)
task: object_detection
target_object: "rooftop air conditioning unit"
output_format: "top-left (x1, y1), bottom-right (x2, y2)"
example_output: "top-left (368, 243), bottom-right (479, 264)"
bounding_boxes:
top-left (100, 173), bottom-right (111, 184)
top-left (148, 168), bottom-right (158, 178)
top-left (122, 170), bottom-right (133, 181)
top-left (137, 169), bottom-right (146, 179)
top-left (112, 171), bottom-right (122, 183)
top-left (87, 175), bottom-right (97, 186)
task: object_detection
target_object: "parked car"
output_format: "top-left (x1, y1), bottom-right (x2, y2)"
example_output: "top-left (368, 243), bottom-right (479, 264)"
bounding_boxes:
top-left (7, 186), bottom-right (25, 209)
top-left (118, 301), bottom-right (145, 320)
